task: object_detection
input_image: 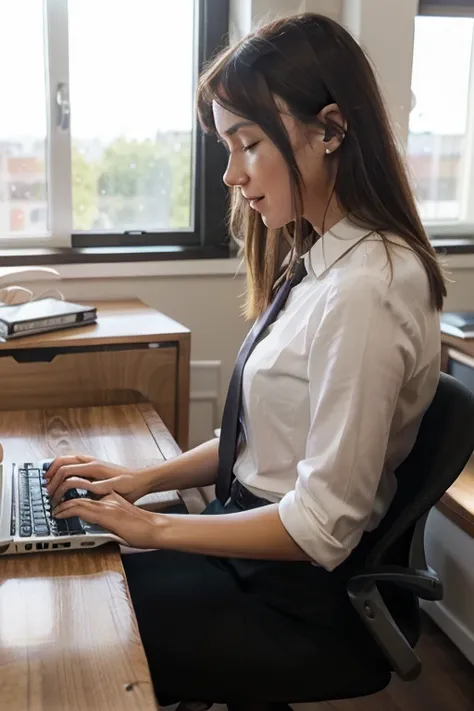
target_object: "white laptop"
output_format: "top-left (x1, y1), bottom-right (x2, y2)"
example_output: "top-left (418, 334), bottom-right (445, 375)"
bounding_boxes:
top-left (0, 458), bottom-right (121, 556)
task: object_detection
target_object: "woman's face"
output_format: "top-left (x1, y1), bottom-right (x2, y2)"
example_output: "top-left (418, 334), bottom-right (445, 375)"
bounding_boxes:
top-left (212, 101), bottom-right (332, 230)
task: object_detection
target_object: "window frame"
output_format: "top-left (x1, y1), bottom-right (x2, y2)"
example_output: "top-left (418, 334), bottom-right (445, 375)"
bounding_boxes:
top-left (0, 0), bottom-right (230, 259)
top-left (418, 1), bottom-right (474, 17)
top-left (410, 4), bottom-right (474, 241)
top-left (71, 0), bottom-right (230, 252)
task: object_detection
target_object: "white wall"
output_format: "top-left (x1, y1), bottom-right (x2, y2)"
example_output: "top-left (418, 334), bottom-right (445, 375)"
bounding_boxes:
top-left (422, 508), bottom-right (474, 665)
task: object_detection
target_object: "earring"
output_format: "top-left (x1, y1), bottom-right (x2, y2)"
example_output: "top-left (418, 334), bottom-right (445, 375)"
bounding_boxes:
top-left (325, 148), bottom-right (331, 155)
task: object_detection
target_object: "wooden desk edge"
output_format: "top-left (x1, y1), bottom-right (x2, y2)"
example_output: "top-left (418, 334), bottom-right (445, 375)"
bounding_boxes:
top-left (440, 334), bottom-right (474, 368)
top-left (138, 402), bottom-right (182, 459)
top-left (438, 485), bottom-right (474, 539)
top-left (436, 464), bottom-right (474, 538)
top-left (438, 335), bottom-right (474, 539)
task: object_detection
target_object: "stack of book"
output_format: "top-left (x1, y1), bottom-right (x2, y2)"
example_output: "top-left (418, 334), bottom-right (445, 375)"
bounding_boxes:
top-left (0, 298), bottom-right (97, 340)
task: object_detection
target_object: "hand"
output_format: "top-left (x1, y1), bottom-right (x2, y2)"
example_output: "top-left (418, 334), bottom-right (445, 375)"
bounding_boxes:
top-left (52, 491), bottom-right (162, 549)
top-left (45, 454), bottom-right (150, 508)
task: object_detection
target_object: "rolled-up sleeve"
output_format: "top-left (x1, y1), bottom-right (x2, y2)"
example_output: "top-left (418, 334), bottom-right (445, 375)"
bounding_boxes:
top-left (278, 274), bottom-right (416, 571)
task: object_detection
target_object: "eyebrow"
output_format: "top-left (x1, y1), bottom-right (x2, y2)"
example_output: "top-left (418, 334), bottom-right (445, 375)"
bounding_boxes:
top-left (218, 120), bottom-right (256, 140)
top-left (226, 120), bottom-right (255, 136)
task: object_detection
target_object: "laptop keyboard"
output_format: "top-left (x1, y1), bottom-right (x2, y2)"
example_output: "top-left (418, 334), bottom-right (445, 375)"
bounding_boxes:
top-left (16, 462), bottom-right (103, 538)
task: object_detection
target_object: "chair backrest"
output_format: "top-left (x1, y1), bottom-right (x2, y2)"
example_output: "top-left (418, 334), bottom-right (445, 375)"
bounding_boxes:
top-left (367, 372), bottom-right (474, 568)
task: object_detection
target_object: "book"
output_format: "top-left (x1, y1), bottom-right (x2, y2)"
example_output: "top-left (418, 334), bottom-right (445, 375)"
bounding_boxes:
top-left (440, 312), bottom-right (474, 339)
top-left (0, 298), bottom-right (97, 340)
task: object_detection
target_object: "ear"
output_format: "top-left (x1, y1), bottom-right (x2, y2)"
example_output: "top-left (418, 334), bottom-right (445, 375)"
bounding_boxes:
top-left (317, 103), bottom-right (347, 154)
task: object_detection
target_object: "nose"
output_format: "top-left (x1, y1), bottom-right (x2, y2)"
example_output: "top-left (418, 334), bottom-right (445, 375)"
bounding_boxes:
top-left (223, 154), bottom-right (248, 188)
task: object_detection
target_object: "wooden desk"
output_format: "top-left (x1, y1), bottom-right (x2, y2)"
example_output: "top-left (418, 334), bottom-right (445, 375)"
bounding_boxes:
top-left (437, 455), bottom-right (474, 539)
top-left (0, 402), bottom-right (182, 711)
top-left (0, 299), bottom-right (191, 451)
top-left (439, 335), bottom-right (474, 539)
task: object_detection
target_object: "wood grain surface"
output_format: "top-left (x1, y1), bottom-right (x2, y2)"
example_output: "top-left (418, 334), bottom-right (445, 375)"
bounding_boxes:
top-left (0, 402), bottom-right (184, 710)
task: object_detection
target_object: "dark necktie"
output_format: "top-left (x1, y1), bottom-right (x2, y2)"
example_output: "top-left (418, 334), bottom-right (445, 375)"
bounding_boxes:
top-left (215, 260), bottom-right (307, 504)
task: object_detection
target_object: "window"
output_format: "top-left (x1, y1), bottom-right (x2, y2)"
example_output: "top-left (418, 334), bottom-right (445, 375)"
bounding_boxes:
top-left (0, 2), bottom-right (48, 238)
top-left (408, 6), bottom-right (474, 230)
top-left (0, 0), bottom-right (229, 256)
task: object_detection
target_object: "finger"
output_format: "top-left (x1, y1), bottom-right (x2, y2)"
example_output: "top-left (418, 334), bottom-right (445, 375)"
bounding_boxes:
top-left (52, 497), bottom-right (103, 520)
top-left (53, 496), bottom-right (134, 546)
top-left (53, 498), bottom-right (119, 533)
top-left (46, 461), bottom-right (103, 496)
top-left (43, 454), bottom-right (91, 480)
top-left (50, 476), bottom-right (102, 508)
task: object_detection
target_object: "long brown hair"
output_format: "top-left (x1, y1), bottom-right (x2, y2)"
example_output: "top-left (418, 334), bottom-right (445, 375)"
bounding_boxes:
top-left (197, 13), bottom-right (446, 318)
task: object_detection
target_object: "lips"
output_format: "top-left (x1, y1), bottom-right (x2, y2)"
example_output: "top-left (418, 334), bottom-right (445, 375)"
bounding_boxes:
top-left (248, 197), bottom-right (264, 210)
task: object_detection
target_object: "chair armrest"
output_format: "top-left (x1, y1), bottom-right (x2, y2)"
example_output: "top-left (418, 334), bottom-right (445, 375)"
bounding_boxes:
top-left (347, 570), bottom-right (422, 681)
top-left (350, 565), bottom-right (443, 601)
top-left (347, 563), bottom-right (442, 681)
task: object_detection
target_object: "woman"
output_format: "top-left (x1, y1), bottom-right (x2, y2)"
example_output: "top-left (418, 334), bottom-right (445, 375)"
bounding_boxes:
top-left (45, 13), bottom-right (445, 707)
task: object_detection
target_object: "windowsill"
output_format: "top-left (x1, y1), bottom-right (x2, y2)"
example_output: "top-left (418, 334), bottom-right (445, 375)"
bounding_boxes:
top-left (430, 238), bottom-right (474, 253)
top-left (0, 243), bottom-right (232, 266)
top-left (0, 245), bottom-right (243, 280)
top-left (0, 239), bottom-right (472, 281)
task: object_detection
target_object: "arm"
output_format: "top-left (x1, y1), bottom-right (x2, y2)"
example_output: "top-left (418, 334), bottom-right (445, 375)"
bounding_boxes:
top-left (53, 492), bottom-right (312, 560)
top-left (140, 437), bottom-right (220, 493)
top-left (153, 505), bottom-right (311, 560)
top-left (45, 437), bottom-right (220, 506)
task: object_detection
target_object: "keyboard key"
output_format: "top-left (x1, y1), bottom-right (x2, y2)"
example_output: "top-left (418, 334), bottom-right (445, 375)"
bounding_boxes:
top-left (66, 517), bottom-right (84, 535)
top-left (64, 489), bottom-right (80, 501)
top-left (55, 518), bottom-right (69, 535)
top-left (81, 520), bottom-right (105, 534)
top-left (16, 463), bottom-right (96, 541)
top-left (34, 526), bottom-right (49, 536)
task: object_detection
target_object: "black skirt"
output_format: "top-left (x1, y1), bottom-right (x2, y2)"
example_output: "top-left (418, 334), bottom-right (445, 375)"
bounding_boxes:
top-left (121, 493), bottom-right (392, 706)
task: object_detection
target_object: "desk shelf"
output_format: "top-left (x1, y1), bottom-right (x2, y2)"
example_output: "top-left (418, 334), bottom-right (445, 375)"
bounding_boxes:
top-left (0, 299), bottom-right (190, 451)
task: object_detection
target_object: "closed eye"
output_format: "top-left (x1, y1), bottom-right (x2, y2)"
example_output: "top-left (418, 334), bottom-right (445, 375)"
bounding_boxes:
top-left (243, 141), bottom-right (260, 153)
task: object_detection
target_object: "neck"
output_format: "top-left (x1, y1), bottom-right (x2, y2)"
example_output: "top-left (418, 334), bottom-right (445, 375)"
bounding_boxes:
top-left (304, 191), bottom-right (346, 236)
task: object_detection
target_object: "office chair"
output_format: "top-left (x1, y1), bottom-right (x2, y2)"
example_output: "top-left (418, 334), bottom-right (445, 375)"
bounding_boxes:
top-left (178, 372), bottom-right (474, 711)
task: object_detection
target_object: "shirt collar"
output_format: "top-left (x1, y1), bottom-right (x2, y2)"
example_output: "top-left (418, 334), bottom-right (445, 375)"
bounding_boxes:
top-left (303, 216), bottom-right (376, 278)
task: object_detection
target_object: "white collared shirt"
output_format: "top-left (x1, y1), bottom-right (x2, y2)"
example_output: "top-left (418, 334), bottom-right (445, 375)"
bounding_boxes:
top-left (234, 217), bottom-right (441, 571)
